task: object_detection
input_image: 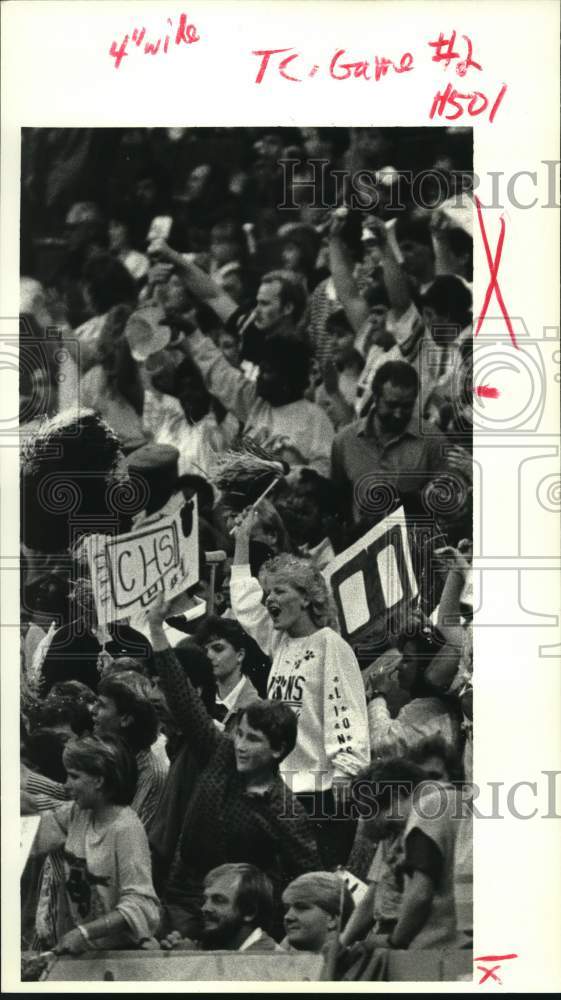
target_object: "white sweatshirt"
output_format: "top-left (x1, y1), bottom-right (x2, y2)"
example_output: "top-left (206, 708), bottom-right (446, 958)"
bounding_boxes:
top-left (230, 565), bottom-right (370, 794)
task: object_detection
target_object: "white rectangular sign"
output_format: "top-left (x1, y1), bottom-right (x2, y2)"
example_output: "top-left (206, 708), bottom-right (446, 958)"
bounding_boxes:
top-left (324, 506), bottom-right (418, 642)
top-left (84, 496), bottom-right (199, 626)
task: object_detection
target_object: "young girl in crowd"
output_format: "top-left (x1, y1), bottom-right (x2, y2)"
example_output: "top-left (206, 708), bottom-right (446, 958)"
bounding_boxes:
top-left (230, 510), bottom-right (370, 867)
top-left (24, 734), bottom-right (160, 954)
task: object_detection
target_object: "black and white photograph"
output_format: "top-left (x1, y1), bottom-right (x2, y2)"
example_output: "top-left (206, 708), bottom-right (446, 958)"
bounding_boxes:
top-left (18, 124), bottom-right (475, 982)
top-left (2, 1), bottom-right (560, 993)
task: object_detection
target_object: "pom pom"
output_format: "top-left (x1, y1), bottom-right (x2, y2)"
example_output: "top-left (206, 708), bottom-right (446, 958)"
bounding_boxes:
top-left (208, 437), bottom-right (285, 511)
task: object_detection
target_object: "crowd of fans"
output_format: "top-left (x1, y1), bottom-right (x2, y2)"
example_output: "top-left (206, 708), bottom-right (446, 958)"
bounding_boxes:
top-left (19, 127), bottom-right (474, 980)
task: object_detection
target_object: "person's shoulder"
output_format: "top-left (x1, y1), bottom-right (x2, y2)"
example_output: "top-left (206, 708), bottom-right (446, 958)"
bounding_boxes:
top-left (137, 747), bottom-right (166, 776)
top-left (54, 799), bottom-right (79, 823)
top-left (48, 623), bottom-right (96, 650)
top-left (409, 781), bottom-right (460, 823)
top-left (80, 364), bottom-right (103, 388)
top-left (112, 804), bottom-right (147, 834)
top-left (333, 417), bottom-right (362, 446)
top-left (243, 930), bottom-right (286, 953)
top-left (321, 627), bottom-right (361, 662)
top-left (316, 625), bottom-right (346, 647)
top-left (236, 675), bottom-right (261, 707)
top-left (75, 314), bottom-right (105, 339)
top-left (293, 397), bottom-right (330, 418)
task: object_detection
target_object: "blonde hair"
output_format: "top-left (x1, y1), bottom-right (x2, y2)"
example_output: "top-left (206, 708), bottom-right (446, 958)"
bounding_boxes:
top-left (259, 553), bottom-right (339, 631)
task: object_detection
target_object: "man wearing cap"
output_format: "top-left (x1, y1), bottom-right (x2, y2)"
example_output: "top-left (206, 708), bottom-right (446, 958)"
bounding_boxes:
top-left (281, 872), bottom-right (354, 954)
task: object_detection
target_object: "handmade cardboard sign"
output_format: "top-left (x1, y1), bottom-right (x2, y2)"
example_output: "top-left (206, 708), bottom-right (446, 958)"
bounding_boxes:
top-left (84, 496), bottom-right (198, 625)
top-left (324, 506), bottom-right (418, 644)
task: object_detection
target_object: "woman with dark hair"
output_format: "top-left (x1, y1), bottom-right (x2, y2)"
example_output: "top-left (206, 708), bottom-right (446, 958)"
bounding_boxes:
top-left (25, 734), bottom-right (160, 954)
top-left (93, 672), bottom-right (168, 828)
top-left (194, 615), bottom-right (261, 728)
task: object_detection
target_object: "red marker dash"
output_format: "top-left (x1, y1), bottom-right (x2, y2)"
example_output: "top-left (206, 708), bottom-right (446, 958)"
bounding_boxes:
top-left (474, 954), bottom-right (519, 961)
top-left (473, 385), bottom-right (500, 398)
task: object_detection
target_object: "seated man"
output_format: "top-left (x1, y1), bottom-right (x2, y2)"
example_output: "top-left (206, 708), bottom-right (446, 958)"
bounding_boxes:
top-left (281, 872), bottom-right (354, 954)
top-left (331, 359), bottom-right (448, 527)
top-left (160, 864), bottom-right (284, 953)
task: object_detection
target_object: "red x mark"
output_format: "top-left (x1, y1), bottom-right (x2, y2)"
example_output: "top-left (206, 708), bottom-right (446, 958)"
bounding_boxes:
top-left (474, 953), bottom-right (518, 985)
top-left (476, 964), bottom-right (502, 984)
top-left (473, 195), bottom-right (518, 349)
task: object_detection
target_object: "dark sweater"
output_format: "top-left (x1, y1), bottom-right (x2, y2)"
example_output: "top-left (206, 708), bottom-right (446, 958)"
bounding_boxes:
top-left (155, 646), bottom-right (320, 938)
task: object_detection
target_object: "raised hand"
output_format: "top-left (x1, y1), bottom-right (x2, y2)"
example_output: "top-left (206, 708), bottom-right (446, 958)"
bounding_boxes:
top-left (434, 543), bottom-right (471, 577)
top-left (147, 238), bottom-right (181, 265)
top-left (446, 445), bottom-right (473, 484)
top-left (362, 214), bottom-right (388, 248)
top-left (429, 207), bottom-right (451, 235)
top-left (328, 207), bottom-right (349, 239)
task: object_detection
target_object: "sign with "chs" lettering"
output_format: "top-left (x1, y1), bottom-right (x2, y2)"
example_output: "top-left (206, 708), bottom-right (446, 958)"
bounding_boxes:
top-left (84, 496), bottom-right (199, 625)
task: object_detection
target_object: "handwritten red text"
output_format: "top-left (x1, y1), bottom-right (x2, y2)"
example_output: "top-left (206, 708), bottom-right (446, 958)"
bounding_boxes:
top-left (109, 13), bottom-right (199, 69)
top-left (430, 82), bottom-right (507, 123)
top-left (428, 31), bottom-right (482, 76)
top-left (251, 33), bottom-right (507, 124)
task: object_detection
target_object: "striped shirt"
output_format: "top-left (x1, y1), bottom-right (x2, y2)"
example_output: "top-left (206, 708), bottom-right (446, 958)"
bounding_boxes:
top-left (132, 748), bottom-right (169, 829)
